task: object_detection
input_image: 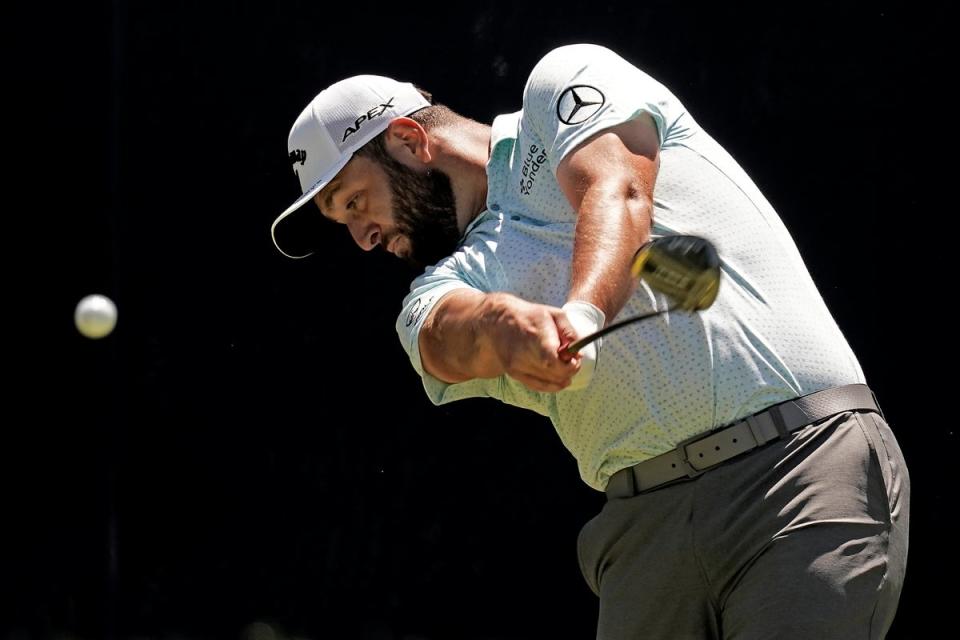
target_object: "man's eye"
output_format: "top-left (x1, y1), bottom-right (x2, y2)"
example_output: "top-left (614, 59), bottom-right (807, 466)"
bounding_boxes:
top-left (346, 197), bottom-right (357, 210)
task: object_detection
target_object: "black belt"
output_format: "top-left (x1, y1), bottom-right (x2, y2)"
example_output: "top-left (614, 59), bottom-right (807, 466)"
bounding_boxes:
top-left (604, 384), bottom-right (882, 500)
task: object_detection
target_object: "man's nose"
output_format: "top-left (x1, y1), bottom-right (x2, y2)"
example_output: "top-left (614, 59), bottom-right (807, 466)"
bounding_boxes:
top-left (348, 219), bottom-right (381, 251)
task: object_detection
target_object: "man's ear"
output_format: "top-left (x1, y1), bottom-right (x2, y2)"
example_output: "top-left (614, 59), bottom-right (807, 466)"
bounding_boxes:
top-left (383, 117), bottom-right (432, 168)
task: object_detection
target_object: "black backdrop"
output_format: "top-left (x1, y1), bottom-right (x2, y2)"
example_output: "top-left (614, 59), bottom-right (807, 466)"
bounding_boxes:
top-left (8, 1), bottom-right (954, 638)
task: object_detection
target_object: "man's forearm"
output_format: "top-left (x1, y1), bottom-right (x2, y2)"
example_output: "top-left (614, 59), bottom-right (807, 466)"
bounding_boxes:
top-left (417, 290), bottom-right (581, 390)
top-left (418, 290), bottom-right (505, 383)
top-left (567, 183), bottom-right (653, 319)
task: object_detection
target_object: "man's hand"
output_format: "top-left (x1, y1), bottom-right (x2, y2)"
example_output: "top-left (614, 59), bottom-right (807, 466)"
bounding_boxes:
top-left (479, 293), bottom-right (583, 393)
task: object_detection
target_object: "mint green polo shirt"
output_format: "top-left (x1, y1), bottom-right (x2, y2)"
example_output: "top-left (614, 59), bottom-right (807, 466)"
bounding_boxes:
top-left (396, 44), bottom-right (865, 491)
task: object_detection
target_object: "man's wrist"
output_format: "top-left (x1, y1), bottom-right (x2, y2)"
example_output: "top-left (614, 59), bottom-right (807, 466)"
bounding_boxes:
top-left (562, 300), bottom-right (605, 392)
top-left (562, 300), bottom-right (606, 336)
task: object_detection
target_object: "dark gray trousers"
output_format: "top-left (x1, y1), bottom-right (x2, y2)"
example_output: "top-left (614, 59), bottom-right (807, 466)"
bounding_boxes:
top-left (578, 410), bottom-right (910, 639)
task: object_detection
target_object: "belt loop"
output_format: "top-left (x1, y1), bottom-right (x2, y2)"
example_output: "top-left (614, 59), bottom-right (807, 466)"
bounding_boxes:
top-left (745, 415), bottom-right (765, 445)
top-left (625, 466), bottom-right (638, 496)
top-left (769, 405), bottom-right (790, 439)
top-left (869, 387), bottom-right (886, 421)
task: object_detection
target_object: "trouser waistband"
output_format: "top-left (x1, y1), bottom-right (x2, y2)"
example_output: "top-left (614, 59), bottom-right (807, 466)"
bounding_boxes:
top-left (604, 384), bottom-right (881, 500)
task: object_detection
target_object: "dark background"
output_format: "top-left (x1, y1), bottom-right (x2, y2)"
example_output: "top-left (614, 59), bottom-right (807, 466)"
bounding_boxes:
top-left (7, 1), bottom-right (953, 638)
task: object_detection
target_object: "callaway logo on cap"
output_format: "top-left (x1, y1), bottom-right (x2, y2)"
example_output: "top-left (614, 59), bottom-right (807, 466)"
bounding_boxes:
top-left (271, 75), bottom-right (431, 259)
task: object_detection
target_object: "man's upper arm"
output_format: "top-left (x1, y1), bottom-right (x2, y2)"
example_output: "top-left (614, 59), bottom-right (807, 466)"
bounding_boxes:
top-left (397, 269), bottom-right (474, 379)
top-left (555, 114), bottom-right (660, 213)
top-left (417, 288), bottom-right (484, 384)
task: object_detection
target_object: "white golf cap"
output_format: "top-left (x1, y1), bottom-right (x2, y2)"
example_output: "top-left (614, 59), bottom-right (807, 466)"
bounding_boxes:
top-left (271, 75), bottom-right (431, 258)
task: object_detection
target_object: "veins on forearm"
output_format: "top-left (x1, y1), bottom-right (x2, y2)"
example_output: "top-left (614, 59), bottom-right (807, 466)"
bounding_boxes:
top-left (568, 182), bottom-right (652, 316)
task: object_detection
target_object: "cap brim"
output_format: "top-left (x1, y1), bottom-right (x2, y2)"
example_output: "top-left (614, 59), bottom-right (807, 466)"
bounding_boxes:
top-left (271, 153), bottom-right (352, 259)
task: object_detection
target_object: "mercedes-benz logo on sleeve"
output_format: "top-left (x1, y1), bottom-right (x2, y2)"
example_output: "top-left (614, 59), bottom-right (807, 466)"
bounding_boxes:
top-left (556, 85), bottom-right (605, 125)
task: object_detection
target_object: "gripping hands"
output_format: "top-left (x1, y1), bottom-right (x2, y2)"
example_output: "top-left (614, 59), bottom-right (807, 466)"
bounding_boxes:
top-left (481, 294), bottom-right (604, 393)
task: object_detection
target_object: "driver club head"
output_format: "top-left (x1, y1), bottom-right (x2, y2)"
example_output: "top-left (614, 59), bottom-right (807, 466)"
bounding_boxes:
top-left (631, 235), bottom-right (721, 311)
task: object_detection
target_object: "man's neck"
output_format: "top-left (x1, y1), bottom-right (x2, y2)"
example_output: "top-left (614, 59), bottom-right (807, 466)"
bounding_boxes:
top-left (428, 120), bottom-right (492, 234)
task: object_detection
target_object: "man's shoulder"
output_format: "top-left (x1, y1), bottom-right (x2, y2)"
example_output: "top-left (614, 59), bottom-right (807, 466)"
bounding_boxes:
top-left (525, 43), bottom-right (619, 88)
top-left (521, 43), bottom-right (646, 114)
top-left (530, 43), bottom-right (619, 72)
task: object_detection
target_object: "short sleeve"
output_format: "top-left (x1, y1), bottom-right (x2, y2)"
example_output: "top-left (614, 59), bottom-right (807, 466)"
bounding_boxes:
top-left (395, 250), bottom-right (504, 405)
top-left (522, 43), bottom-right (669, 170)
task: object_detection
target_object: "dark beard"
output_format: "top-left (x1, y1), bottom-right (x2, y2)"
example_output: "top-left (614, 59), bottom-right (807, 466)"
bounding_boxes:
top-left (375, 153), bottom-right (461, 269)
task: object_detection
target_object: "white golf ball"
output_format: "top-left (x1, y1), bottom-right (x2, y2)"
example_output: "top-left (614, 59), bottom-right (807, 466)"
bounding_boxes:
top-left (74, 294), bottom-right (118, 339)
